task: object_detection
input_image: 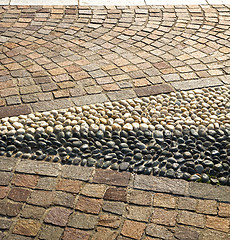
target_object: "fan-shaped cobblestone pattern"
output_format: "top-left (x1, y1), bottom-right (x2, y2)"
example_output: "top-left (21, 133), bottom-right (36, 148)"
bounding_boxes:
top-left (0, 5), bottom-right (230, 117)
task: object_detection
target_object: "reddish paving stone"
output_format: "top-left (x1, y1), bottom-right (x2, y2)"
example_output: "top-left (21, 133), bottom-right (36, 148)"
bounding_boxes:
top-left (0, 104), bottom-right (31, 118)
top-left (56, 179), bottom-right (82, 193)
top-left (45, 207), bottom-right (72, 227)
top-left (8, 187), bottom-right (31, 202)
top-left (93, 169), bottom-right (131, 187)
top-left (151, 208), bottom-right (177, 226)
top-left (62, 227), bottom-right (91, 240)
top-left (121, 220), bottom-right (146, 240)
top-left (135, 84), bottom-right (173, 97)
top-left (0, 187), bottom-right (9, 199)
top-left (76, 196), bottom-right (102, 214)
top-left (104, 187), bottom-right (127, 202)
top-left (13, 219), bottom-right (41, 237)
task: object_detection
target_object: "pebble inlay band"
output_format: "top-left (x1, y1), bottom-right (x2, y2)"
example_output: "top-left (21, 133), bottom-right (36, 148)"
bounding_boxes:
top-left (0, 86), bottom-right (230, 185)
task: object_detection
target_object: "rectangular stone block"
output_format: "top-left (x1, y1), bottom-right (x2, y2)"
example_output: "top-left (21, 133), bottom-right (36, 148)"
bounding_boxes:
top-left (0, 157), bottom-right (18, 171)
top-left (93, 169), bottom-right (131, 187)
top-left (171, 77), bottom-right (222, 91)
top-left (67, 213), bottom-right (98, 230)
top-left (107, 89), bottom-right (136, 101)
top-left (188, 182), bottom-right (230, 203)
top-left (133, 175), bottom-right (188, 196)
top-left (135, 84), bottom-right (173, 97)
top-left (31, 98), bottom-right (73, 112)
top-left (0, 104), bottom-right (31, 118)
top-left (16, 160), bottom-right (60, 177)
top-left (178, 210), bottom-right (206, 228)
top-left (0, 172), bottom-right (13, 186)
top-left (72, 94), bottom-right (109, 106)
top-left (61, 165), bottom-right (93, 181)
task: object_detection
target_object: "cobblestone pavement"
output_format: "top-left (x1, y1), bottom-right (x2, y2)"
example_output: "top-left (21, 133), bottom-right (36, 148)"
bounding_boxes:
top-left (0, 4), bottom-right (230, 240)
top-left (0, 5), bottom-right (230, 118)
top-left (0, 157), bottom-right (229, 240)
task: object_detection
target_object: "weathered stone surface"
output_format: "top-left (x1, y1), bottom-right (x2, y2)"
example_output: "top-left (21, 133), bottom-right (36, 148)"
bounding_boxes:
top-left (93, 169), bottom-right (130, 187)
top-left (45, 207), bottom-right (72, 227)
top-left (121, 220), bottom-right (146, 240)
top-left (188, 182), bottom-right (230, 202)
top-left (0, 157), bottom-right (18, 171)
top-left (13, 219), bottom-right (41, 237)
top-left (133, 175), bottom-right (188, 195)
top-left (39, 225), bottom-right (64, 240)
top-left (0, 172), bottom-right (13, 186)
top-left (68, 213), bottom-right (98, 230)
top-left (62, 165), bottom-right (93, 181)
top-left (76, 196), bottom-right (102, 214)
top-left (16, 161), bottom-right (60, 177)
top-left (104, 187), bottom-right (127, 202)
top-left (62, 227), bottom-right (91, 240)
top-left (146, 223), bottom-right (174, 239)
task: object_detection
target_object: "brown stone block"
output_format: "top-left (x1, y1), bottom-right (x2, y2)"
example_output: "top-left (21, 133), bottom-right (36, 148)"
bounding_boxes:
top-left (76, 196), bottom-right (102, 214)
top-left (56, 179), bottom-right (82, 193)
top-left (206, 216), bottom-right (229, 232)
top-left (135, 84), bottom-right (173, 97)
top-left (104, 187), bottom-right (127, 202)
top-left (13, 219), bottom-right (41, 237)
top-left (153, 193), bottom-right (177, 209)
top-left (45, 207), bottom-right (72, 227)
top-left (151, 208), bottom-right (177, 226)
top-left (8, 187), bottom-right (31, 202)
top-left (0, 104), bottom-right (31, 118)
top-left (93, 169), bottom-right (131, 187)
top-left (0, 186), bottom-right (9, 200)
top-left (98, 214), bottom-right (121, 229)
top-left (92, 227), bottom-right (118, 240)
top-left (121, 220), bottom-right (146, 240)
top-left (218, 203), bottom-right (230, 217)
top-left (62, 227), bottom-right (91, 240)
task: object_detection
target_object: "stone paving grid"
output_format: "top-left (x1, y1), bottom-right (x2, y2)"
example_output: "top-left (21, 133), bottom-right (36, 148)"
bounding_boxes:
top-left (0, 157), bottom-right (229, 240)
top-left (0, 4), bottom-right (230, 240)
top-left (0, 5), bottom-right (230, 117)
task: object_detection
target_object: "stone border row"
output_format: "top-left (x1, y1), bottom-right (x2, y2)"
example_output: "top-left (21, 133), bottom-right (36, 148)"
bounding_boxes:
top-left (1, 157), bottom-right (229, 202)
top-left (1, 79), bottom-right (229, 118)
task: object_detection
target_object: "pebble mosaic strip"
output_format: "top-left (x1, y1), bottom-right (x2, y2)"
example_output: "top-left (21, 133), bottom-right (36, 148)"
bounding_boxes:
top-left (0, 86), bottom-right (230, 185)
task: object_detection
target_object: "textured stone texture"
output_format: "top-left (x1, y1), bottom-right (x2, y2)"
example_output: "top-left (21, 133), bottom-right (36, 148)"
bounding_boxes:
top-left (93, 169), bottom-right (130, 187)
top-left (13, 219), bottom-right (41, 237)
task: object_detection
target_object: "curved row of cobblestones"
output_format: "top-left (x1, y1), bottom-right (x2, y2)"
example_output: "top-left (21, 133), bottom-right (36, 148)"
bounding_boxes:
top-left (0, 5), bottom-right (230, 111)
